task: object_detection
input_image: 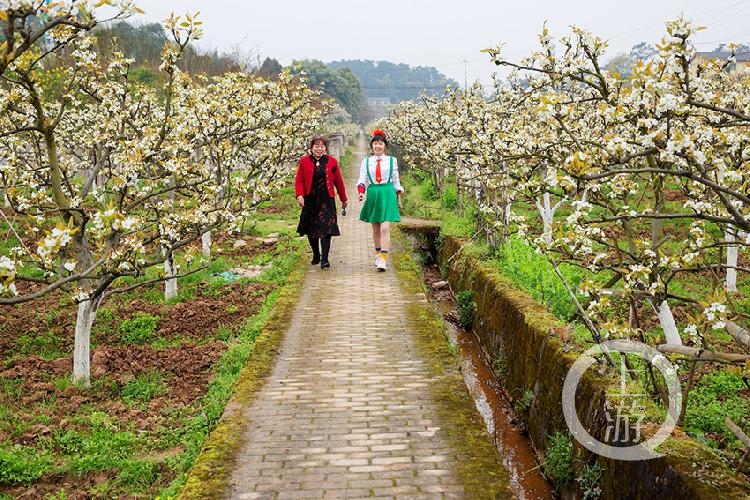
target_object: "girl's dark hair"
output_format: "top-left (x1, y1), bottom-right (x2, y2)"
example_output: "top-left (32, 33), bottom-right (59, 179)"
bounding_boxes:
top-left (370, 130), bottom-right (388, 147)
top-left (309, 135), bottom-right (329, 151)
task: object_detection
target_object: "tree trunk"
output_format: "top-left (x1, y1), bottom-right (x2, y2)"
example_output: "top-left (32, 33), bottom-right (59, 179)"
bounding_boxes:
top-left (164, 252), bottom-right (177, 300)
top-left (72, 296), bottom-right (100, 387)
top-left (535, 192), bottom-right (557, 247)
top-left (659, 300), bottom-right (682, 345)
top-left (202, 231), bottom-right (212, 258)
top-left (726, 230), bottom-right (738, 293)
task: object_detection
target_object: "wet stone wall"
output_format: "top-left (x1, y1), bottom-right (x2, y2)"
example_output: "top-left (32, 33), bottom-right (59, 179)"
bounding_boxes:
top-left (431, 234), bottom-right (750, 499)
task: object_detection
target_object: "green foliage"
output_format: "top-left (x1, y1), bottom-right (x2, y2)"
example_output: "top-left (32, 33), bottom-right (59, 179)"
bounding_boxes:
top-left (0, 444), bottom-right (53, 485)
top-left (116, 459), bottom-right (160, 492)
top-left (289, 59), bottom-right (364, 122)
top-left (129, 66), bottom-right (157, 86)
top-left (327, 59), bottom-right (458, 103)
top-left (59, 427), bottom-right (139, 474)
top-left (456, 290), bottom-right (476, 329)
top-left (492, 353), bottom-right (508, 379)
top-left (119, 313), bottom-right (159, 345)
top-left (442, 184), bottom-right (458, 210)
top-left (418, 177), bottom-right (439, 201)
top-left (122, 372), bottom-right (168, 405)
top-left (577, 462), bottom-right (603, 499)
top-left (683, 371), bottom-right (750, 441)
top-left (495, 236), bottom-right (583, 320)
top-left (544, 432), bottom-right (574, 488)
top-left (514, 388), bottom-right (534, 414)
top-left (15, 331), bottom-right (64, 359)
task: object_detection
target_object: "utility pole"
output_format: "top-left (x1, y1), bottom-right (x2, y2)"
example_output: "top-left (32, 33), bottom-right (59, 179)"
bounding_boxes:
top-left (463, 59), bottom-right (468, 91)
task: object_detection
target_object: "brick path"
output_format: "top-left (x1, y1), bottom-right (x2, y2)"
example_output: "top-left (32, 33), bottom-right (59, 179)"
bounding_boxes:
top-left (226, 139), bottom-right (513, 499)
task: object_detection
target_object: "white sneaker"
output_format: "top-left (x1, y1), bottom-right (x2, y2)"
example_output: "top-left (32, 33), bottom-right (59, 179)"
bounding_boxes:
top-left (375, 254), bottom-right (387, 271)
top-left (374, 254), bottom-right (381, 267)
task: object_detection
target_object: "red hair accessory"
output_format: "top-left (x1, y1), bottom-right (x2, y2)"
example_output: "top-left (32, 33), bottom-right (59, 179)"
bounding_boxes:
top-left (372, 129), bottom-right (386, 137)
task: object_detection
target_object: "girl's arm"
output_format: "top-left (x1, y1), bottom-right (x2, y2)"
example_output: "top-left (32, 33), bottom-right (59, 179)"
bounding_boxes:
top-left (356, 158), bottom-right (368, 194)
top-left (391, 157), bottom-right (404, 194)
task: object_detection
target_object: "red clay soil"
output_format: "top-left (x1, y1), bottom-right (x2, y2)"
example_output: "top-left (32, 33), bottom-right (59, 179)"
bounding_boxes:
top-left (0, 238), bottom-right (281, 498)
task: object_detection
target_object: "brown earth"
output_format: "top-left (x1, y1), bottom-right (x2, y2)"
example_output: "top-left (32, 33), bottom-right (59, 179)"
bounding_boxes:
top-left (0, 236), bottom-right (282, 498)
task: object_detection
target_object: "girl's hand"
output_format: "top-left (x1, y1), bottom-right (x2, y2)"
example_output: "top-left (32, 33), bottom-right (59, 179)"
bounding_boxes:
top-left (296, 195), bottom-right (304, 207)
top-left (342, 201), bottom-right (348, 210)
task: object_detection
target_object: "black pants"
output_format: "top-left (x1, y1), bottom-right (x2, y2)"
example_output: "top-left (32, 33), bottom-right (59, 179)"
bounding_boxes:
top-left (308, 235), bottom-right (331, 261)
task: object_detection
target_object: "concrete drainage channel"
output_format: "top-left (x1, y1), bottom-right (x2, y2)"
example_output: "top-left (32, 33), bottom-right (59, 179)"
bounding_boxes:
top-left (403, 224), bottom-right (554, 499)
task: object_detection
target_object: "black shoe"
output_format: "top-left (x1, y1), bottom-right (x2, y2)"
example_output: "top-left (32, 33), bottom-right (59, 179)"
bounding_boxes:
top-left (311, 255), bottom-right (320, 265)
top-left (320, 259), bottom-right (330, 269)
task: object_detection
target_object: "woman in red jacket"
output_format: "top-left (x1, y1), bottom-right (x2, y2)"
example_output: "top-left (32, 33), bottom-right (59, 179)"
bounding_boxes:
top-left (295, 135), bottom-right (348, 269)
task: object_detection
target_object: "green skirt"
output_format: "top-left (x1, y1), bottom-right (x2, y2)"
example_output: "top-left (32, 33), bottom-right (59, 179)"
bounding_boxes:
top-left (359, 183), bottom-right (401, 223)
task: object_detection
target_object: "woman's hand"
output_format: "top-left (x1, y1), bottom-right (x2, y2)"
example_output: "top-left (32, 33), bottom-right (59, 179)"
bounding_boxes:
top-left (342, 201), bottom-right (348, 210)
top-left (296, 195), bottom-right (304, 207)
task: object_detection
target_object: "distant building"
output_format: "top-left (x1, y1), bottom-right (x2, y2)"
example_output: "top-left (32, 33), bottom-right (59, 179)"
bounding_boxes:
top-left (366, 97), bottom-right (391, 116)
top-left (694, 51), bottom-right (750, 74)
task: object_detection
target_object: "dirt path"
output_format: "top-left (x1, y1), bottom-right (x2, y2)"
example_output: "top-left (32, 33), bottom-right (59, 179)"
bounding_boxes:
top-left (225, 136), bottom-right (514, 499)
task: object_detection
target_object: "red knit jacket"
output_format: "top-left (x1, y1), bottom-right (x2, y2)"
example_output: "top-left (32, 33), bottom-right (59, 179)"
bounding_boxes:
top-left (295, 155), bottom-right (348, 203)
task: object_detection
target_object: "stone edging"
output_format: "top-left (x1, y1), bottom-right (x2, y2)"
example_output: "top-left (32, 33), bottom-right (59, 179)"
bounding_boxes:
top-left (177, 256), bottom-right (308, 500)
top-left (429, 233), bottom-right (749, 499)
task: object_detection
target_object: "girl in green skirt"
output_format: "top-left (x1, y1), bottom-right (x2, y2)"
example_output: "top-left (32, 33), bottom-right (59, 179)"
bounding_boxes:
top-left (356, 129), bottom-right (403, 271)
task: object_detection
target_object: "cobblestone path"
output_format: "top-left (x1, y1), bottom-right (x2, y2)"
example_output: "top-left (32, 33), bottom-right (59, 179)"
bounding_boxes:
top-left (226, 138), bottom-right (513, 499)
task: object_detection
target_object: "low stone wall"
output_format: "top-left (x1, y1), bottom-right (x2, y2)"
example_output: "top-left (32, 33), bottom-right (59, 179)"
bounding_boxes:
top-left (429, 234), bottom-right (749, 499)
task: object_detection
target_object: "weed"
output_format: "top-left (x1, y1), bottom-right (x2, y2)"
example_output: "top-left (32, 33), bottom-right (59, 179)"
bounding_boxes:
top-left (15, 331), bottom-right (64, 359)
top-left (63, 427), bottom-right (140, 474)
top-left (119, 313), bottom-right (159, 345)
top-left (214, 325), bottom-right (234, 341)
top-left (514, 388), bottom-right (534, 415)
top-left (492, 352), bottom-right (507, 379)
top-left (495, 236), bottom-right (583, 320)
top-left (0, 378), bottom-right (22, 400)
top-left (122, 372), bottom-right (167, 405)
top-left (225, 304), bottom-right (239, 314)
top-left (418, 177), bottom-right (439, 201)
top-left (116, 459), bottom-right (160, 492)
top-left (544, 432), bottom-right (574, 488)
top-left (0, 444), bottom-right (53, 485)
top-left (456, 290), bottom-right (476, 329)
top-left (576, 462), bottom-right (603, 499)
top-left (442, 184), bottom-right (458, 210)
top-left (683, 371), bottom-right (750, 441)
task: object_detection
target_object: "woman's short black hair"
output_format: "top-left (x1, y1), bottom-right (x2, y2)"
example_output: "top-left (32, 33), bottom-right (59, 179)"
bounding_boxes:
top-left (370, 129), bottom-right (388, 147)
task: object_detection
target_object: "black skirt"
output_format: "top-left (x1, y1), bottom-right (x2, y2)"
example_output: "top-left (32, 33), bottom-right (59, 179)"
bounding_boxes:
top-left (296, 157), bottom-right (340, 238)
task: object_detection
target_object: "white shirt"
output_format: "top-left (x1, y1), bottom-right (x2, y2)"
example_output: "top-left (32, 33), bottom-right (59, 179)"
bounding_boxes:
top-left (356, 155), bottom-right (404, 193)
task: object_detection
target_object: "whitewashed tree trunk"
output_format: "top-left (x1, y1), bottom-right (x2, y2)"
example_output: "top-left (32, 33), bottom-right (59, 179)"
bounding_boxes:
top-left (659, 300), bottom-right (682, 345)
top-left (72, 297), bottom-right (100, 387)
top-left (535, 192), bottom-right (563, 247)
top-left (164, 252), bottom-right (177, 300)
top-left (3, 192), bottom-right (10, 208)
top-left (726, 230), bottom-right (738, 293)
top-left (202, 231), bottom-right (212, 258)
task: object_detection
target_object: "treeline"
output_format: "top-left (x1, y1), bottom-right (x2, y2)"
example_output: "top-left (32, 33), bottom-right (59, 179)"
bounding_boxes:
top-left (93, 21), bottom-right (241, 80)
top-left (89, 23), bottom-right (458, 124)
top-left (329, 59), bottom-right (458, 102)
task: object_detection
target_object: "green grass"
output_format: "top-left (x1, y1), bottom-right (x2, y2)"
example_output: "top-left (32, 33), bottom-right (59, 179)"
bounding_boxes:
top-left (494, 236), bottom-right (584, 321)
top-left (0, 444), bottom-right (54, 486)
top-left (121, 372), bottom-right (168, 405)
top-left (682, 371), bottom-right (750, 444)
top-left (118, 313), bottom-right (159, 345)
top-left (543, 432), bottom-right (574, 488)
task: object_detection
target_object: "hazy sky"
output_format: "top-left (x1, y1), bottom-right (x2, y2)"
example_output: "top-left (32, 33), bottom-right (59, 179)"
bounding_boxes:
top-left (117, 0), bottom-right (750, 88)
